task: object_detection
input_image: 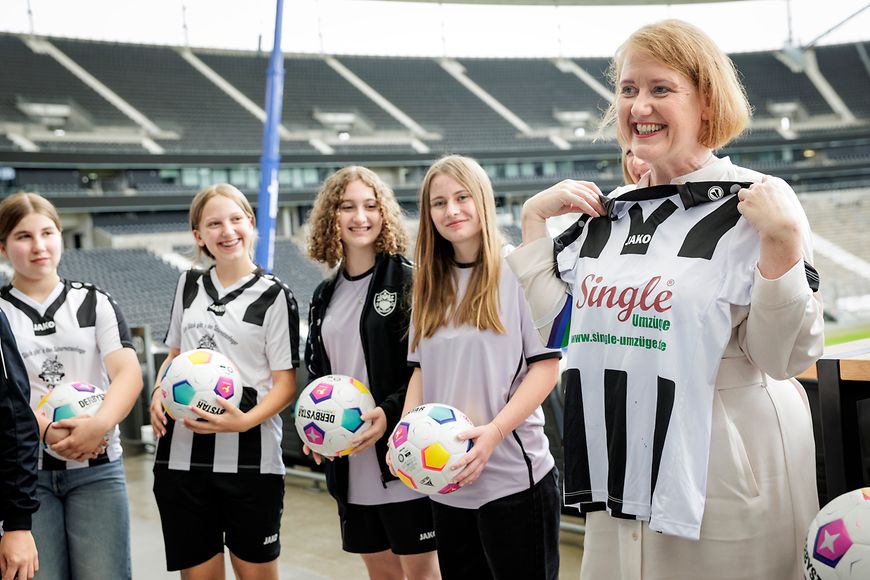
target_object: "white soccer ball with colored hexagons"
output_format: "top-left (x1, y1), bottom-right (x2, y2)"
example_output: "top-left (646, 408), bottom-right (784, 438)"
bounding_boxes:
top-left (159, 349), bottom-right (242, 422)
top-left (294, 374), bottom-right (376, 458)
top-left (387, 403), bottom-right (475, 496)
top-left (804, 487), bottom-right (870, 579)
top-left (35, 381), bottom-right (106, 460)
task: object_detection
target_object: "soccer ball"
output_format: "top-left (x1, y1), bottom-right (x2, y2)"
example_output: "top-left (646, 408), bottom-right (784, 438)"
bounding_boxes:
top-left (35, 382), bottom-right (105, 460)
top-left (387, 403), bottom-right (474, 495)
top-left (160, 349), bottom-right (242, 422)
top-left (294, 374), bottom-right (376, 458)
top-left (804, 487), bottom-right (870, 579)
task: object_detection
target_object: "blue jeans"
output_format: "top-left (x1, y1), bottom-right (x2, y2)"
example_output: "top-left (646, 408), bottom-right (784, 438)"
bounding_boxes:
top-left (32, 460), bottom-right (131, 580)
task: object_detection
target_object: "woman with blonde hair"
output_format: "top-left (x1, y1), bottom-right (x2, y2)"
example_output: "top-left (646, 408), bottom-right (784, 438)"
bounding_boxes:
top-left (0, 192), bottom-right (143, 579)
top-left (509, 19), bottom-right (822, 579)
top-left (305, 166), bottom-right (440, 580)
top-left (399, 155), bottom-right (562, 579)
top-left (149, 184), bottom-right (299, 579)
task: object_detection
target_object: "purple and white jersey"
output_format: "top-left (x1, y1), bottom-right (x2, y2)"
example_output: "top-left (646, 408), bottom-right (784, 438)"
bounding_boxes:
top-left (408, 256), bottom-right (561, 509)
top-left (158, 268), bottom-right (299, 475)
top-left (554, 157), bottom-right (763, 539)
top-left (0, 280), bottom-right (133, 470)
top-left (322, 269), bottom-right (419, 505)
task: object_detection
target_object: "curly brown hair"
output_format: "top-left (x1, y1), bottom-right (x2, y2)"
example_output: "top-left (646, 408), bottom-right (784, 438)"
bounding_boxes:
top-left (307, 166), bottom-right (408, 268)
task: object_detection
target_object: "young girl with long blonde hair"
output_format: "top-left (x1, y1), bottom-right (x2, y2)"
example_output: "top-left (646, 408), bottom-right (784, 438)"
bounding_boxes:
top-left (401, 155), bottom-right (562, 579)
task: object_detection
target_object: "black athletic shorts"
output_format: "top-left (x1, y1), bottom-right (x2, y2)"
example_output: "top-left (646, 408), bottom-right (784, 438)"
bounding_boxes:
top-left (153, 469), bottom-right (284, 571)
top-left (341, 496), bottom-right (437, 556)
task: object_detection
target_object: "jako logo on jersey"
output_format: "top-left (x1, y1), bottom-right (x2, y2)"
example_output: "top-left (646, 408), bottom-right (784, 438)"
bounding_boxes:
top-left (707, 185), bottom-right (724, 201)
top-left (624, 234), bottom-right (652, 246)
top-left (207, 303), bottom-right (226, 316)
top-left (33, 320), bottom-right (57, 335)
top-left (576, 274), bottom-right (673, 322)
top-left (419, 531), bottom-right (435, 541)
top-left (262, 534), bottom-right (278, 545)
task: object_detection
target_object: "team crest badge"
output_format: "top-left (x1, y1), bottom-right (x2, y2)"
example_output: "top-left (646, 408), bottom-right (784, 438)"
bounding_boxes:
top-left (707, 185), bottom-right (724, 201)
top-left (373, 290), bottom-right (397, 317)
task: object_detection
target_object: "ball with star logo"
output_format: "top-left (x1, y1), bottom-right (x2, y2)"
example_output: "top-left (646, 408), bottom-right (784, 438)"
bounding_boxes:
top-left (804, 487), bottom-right (870, 579)
top-left (159, 349), bottom-right (242, 422)
top-left (294, 374), bottom-right (376, 458)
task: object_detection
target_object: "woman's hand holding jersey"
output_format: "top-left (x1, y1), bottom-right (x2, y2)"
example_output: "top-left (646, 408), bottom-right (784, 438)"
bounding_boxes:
top-left (520, 179), bottom-right (607, 242)
top-left (736, 176), bottom-right (805, 280)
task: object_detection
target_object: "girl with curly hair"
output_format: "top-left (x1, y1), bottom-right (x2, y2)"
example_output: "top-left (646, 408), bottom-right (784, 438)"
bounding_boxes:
top-left (305, 166), bottom-right (440, 580)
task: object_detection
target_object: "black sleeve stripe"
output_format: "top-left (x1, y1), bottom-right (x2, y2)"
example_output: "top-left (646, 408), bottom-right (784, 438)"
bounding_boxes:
top-left (89, 285), bottom-right (134, 349)
top-left (408, 361), bottom-right (421, 368)
top-left (76, 286), bottom-right (98, 328)
top-left (242, 284), bottom-right (282, 327)
top-left (805, 261), bottom-right (820, 293)
top-left (526, 351), bottom-right (562, 365)
top-left (283, 285), bottom-right (301, 368)
top-left (182, 270), bottom-right (203, 310)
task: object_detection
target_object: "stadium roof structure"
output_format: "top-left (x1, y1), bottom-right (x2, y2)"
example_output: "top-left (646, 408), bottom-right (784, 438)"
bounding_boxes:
top-left (377, 0), bottom-right (743, 4)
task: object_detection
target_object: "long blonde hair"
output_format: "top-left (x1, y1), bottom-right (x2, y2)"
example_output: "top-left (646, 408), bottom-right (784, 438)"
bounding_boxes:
top-left (307, 166), bottom-right (408, 268)
top-left (411, 155), bottom-right (505, 351)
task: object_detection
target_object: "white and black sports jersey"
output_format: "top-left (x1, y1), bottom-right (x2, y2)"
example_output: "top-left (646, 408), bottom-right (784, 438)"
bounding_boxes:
top-left (0, 280), bottom-right (133, 471)
top-left (156, 268), bottom-right (299, 475)
top-left (552, 172), bottom-right (766, 538)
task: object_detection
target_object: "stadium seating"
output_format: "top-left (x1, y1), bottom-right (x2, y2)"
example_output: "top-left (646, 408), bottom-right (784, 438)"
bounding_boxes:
top-left (51, 38), bottom-right (266, 154)
top-left (57, 248), bottom-right (182, 340)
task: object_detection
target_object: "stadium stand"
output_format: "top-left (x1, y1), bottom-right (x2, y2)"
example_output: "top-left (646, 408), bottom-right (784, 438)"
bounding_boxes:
top-left (56, 248), bottom-right (182, 341)
top-left (51, 38), bottom-right (267, 154)
top-left (92, 211), bottom-right (189, 235)
top-left (196, 51), bottom-right (405, 135)
top-left (338, 56), bottom-right (557, 152)
top-left (730, 51), bottom-right (834, 118)
top-left (271, 239), bottom-right (326, 316)
top-left (0, 35), bottom-right (132, 127)
top-left (458, 58), bottom-right (609, 129)
top-left (812, 43), bottom-right (870, 118)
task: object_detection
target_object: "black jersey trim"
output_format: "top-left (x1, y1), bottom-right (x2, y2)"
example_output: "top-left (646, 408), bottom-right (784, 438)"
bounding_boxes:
top-left (0, 282), bottom-right (70, 336)
top-left (677, 196), bottom-right (742, 260)
top-left (75, 285), bottom-right (98, 328)
top-left (182, 270), bottom-right (204, 310)
top-left (805, 262), bottom-right (820, 292)
top-left (525, 351), bottom-right (562, 365)
top-left (650, 377), bottom-right (676, 500)
top-left (242, 283), bottom-right (281, 327)
top-left (562, 369), bottom-right (593, 505)
top-left (79, 283), bottom-right (134, 349)
top-left (341, 265), bottom-right (375, 281)
top-left (603, 369), bottom-right (628, 518)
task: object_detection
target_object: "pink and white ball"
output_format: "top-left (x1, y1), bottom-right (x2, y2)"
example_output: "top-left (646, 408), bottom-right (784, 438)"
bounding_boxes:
top-left (388, 403), bottom-right (474, 495)
top-left (160, 349), bottom-right (242, 422)
top-left (35, 381), bottom-right (106, 460)
top-left (294, 375), bottom-right (375, 458)
top-left (805, 487), bottom-right (870, 579)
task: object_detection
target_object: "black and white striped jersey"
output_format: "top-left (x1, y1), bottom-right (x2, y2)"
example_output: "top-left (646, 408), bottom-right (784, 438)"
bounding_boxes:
top-left (156, 268), bottom-right (299, 475)
top-left (554, 160), bottom-right (768, 539)
top-left (0, 280), bottom-right (133, 471)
